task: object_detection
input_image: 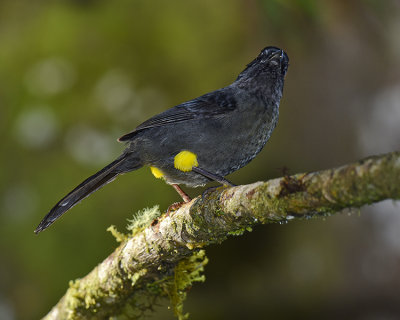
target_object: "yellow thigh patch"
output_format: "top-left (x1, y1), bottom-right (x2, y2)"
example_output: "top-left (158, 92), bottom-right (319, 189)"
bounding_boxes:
top-left (150, 166), bottom-right (164, 179)
top-left (174, 150), bottom-right (198, 172)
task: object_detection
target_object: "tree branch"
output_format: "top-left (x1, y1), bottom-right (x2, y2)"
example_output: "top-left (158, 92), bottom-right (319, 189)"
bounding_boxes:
top-left (42, 151), bottom-right (400, 320)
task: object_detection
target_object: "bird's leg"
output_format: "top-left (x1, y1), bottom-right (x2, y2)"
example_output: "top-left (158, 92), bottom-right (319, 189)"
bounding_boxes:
top-left (167, 184), bottom-right (191, 213)
top-left (192, 167), bottom-right (236, 186)
top-left (171, 184), bottom-right (192, 202)
top-left (191, 166), bottom-right (236, 200)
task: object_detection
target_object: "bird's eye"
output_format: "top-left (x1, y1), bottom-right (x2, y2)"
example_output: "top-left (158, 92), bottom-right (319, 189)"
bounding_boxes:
top-left (262, 48), bottom-right (270, 56)
top-left (260, 46), bottom-right (280, 61)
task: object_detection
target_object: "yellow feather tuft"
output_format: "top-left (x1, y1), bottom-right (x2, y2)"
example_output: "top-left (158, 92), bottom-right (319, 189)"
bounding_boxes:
top-left (150, 166), bottom-right (164, 179)
top-left (174, 150), bottom-right (199, 172)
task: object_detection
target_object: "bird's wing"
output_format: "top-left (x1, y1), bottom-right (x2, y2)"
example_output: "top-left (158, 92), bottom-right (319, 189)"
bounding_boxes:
top-left (118, 89), bottom-right (236, 142)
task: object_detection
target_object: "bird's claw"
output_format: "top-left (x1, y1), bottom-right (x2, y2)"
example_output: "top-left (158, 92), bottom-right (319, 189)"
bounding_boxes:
top-left (167, 202), bottom-right (185, 214)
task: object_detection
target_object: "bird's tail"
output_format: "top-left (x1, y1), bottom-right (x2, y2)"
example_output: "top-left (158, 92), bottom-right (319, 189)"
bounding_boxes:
top-left (34, 152), bottom-right (142, 234)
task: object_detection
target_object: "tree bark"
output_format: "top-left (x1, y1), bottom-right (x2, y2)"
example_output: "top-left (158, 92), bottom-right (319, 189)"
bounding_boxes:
top-left (42, 151), bottom-right (400, 320)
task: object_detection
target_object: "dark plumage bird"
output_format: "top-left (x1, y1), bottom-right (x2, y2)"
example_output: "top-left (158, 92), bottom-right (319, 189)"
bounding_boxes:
top-left (35, 46), bottom-right (289, 233)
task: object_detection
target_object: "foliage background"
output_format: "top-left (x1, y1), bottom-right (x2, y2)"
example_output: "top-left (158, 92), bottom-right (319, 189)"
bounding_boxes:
top-left (1, 0), bottom-right (400, 319)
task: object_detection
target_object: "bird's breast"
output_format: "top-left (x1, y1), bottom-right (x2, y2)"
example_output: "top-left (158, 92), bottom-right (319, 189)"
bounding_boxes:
top-left (221, 103), bottom-right (279, 173)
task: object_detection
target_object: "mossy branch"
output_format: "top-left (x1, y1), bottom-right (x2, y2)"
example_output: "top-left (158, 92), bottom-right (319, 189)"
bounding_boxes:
top-left (42, 151), bottom-right (400, 320)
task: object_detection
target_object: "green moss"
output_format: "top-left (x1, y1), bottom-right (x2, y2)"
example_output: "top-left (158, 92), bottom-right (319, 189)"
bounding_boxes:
top-left (65, 278), bottom-right (105, 318)
top-left (227, 226), bottom-right (252, 236)
top-left (227, 228), bottom-right (244, 236)
top-left (161, 250), bottom-right (208, 320)
top-left (128, 269), bottom-right (148, 286)
top-left (66, 267), bottom-right (150, 319)
top-left (127, 206), bottom-right (162, 236)
top-left (107, 225), bottom-right (128, 242)
top-left (107, 206), bottom-right (162, 242)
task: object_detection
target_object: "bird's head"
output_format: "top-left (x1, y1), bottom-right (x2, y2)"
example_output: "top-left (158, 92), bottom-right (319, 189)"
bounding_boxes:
top-left (236, 46), bottom-right (289, 83)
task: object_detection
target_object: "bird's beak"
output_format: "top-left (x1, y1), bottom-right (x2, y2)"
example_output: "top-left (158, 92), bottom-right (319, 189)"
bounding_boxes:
top-left (268, 50), bottom-right (282, 61)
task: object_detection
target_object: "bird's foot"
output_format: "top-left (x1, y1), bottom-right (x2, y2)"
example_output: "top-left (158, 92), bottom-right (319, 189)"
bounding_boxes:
top-left (167, 202), bottom-right (185, 214)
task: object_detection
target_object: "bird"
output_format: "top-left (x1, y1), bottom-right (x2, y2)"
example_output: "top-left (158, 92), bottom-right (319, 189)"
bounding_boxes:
top-left (35, 46), bottom-right (289, 234)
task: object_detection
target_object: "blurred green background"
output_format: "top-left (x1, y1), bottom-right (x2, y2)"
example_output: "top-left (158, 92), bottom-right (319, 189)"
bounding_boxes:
top-left (1, 0), bottom-right (400, 319)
